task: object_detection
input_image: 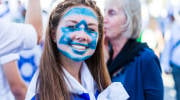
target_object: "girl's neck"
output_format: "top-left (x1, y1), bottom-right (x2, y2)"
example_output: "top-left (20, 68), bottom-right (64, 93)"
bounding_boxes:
top-left (109, 36), bottom-right (128, 59)
top-left (60, 55), bottom-right (82, 83)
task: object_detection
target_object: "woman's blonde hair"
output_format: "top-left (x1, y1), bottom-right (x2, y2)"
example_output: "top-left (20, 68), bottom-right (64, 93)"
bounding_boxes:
top-left (37, 0), bottom-right (111, 100)
top-left (105, 0), bottom-right (142, 39)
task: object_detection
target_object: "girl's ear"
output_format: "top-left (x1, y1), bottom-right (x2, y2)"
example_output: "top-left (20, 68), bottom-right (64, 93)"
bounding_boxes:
top-left (51, 29), bottom-right (57, 43)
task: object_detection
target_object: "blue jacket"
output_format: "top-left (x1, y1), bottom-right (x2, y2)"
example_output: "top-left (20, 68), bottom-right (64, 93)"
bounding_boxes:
top-left (110, 48), bottom-right (164, 100)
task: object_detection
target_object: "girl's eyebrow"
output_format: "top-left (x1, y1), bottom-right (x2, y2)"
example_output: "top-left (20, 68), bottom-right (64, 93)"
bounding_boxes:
top-left (88, 23), bottom-right (98, 27)
top-left (66, 20), bottom-right (77, 24)
top-left (66, 20), bottom-right (97, 27)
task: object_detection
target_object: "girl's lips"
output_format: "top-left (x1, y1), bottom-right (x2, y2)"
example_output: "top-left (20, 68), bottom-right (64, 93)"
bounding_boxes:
top-left (70, 41), bottom-right (89, 51)
top-left (71, 44), bottom-right (86, 50)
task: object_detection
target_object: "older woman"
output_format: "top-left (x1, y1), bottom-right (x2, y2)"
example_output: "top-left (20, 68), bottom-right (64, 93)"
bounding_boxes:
top-left (104, 0), bottom-right (164, 99)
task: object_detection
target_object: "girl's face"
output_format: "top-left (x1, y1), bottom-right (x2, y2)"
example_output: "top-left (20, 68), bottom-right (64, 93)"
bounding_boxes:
top-left (104, 6), bottom-right (126, 39)
top-left (56, 6), bottom-right (99, 62)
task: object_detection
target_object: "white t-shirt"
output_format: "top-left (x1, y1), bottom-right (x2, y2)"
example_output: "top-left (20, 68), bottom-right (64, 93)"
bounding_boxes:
top-left (0, 20), bottom-right (37, 100)
top-left (0, 20), bottom-right (37, 57)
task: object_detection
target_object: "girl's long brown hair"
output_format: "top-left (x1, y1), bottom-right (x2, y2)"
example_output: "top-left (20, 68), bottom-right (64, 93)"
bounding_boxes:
top-left (37, 0), bottom-right (111, 100)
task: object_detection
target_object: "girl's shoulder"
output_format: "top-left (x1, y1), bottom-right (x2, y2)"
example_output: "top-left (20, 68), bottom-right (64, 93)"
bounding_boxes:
top-left (25, 71), bottom-right (39, 100)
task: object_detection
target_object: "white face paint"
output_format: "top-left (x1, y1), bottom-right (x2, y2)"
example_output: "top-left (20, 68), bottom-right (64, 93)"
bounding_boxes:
top-left (56, 6), bottom-right (99, 62)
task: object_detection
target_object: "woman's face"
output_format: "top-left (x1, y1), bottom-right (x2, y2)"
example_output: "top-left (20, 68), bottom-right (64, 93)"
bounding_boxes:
top-left (56, 6), bottom-right (99, 62)
top-left (104, 6), bottom-right (126, 39)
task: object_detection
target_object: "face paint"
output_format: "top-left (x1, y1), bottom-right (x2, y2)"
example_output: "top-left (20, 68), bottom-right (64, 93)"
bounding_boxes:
top-left (58, 20), bottom-right (98, 62)
top-left (63, 7), bottom-right (97, 20)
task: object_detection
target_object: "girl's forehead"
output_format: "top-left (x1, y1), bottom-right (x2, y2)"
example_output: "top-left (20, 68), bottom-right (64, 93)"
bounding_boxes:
top-left (62, 6), bottom-right (97, 20)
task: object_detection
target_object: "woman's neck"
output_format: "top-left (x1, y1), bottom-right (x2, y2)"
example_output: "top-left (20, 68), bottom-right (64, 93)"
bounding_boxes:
top-left (60, 55), bottom-right (82, 83)
top-left (109, 36), bottom-right (128, 59)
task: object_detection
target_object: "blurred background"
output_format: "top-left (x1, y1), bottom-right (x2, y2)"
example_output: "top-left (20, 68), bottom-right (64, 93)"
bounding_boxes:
top-left (0, 0), bottom-right (180, 100)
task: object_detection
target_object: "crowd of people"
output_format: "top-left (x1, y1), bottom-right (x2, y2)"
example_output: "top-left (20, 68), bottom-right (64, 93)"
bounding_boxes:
top-left (0, 0), bottom-right (179, 100)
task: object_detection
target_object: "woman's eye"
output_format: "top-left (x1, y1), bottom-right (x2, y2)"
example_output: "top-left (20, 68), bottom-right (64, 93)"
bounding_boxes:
top-left (108, 9), bottom-right (116, 16)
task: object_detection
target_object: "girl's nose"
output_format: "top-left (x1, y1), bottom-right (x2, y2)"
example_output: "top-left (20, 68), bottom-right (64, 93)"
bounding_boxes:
top-left (74, 35), bottom-right (86, 42)
top-left (73, 31), bottom-right (90, 43)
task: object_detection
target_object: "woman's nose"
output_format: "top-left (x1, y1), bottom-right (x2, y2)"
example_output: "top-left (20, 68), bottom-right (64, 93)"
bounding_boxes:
top-left (104, 16), bottom-right (108, 24)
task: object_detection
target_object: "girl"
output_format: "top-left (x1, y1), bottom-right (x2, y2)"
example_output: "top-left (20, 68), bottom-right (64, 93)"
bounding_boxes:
top-left (25, 0), bottom-right (129, 100)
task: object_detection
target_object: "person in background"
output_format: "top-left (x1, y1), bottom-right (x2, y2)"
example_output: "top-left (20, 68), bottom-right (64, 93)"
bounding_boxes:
top-left (168, 13), bottom-right (180, 100)
top-left (141, 17), bottom-right (164, 58)
top-left (161, 10), bottom-right (180, 100)
top-left (104, 0), bottom-right (164, 99)
top-left (25, 0), bottom-right (129, 100)
top-left (0, 0), bottom-right (10, 20)
top-left (13, 0), bottom-right (26, 23)
top-left (0, 0), bottom-right (42, 99)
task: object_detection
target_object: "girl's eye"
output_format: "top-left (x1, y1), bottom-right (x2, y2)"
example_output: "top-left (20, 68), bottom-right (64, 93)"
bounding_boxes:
top-left (88, 28), bottom-right (96, 32)
top-left (108, 9), bottom-right (116, 16)
top-left (67, 26), bottom-right (76, 30)
top-left (87, 28), bottom-right (97, 36)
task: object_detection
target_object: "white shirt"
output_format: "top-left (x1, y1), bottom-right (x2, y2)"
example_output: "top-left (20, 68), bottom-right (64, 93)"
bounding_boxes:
top-left (25, 62), bottom-right (129, 100)
top-left (0, 20), bottom-right (37, 100)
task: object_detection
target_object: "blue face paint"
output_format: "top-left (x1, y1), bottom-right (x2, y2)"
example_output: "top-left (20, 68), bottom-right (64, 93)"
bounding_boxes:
top-left (63, 7), bottom-right (97, 20)
top-left (58, 20), bottom-right (99, 62)
top-left (60, 20), bottom-right (98, 49)
top-left (58, 49), bottom-right (91, 62)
